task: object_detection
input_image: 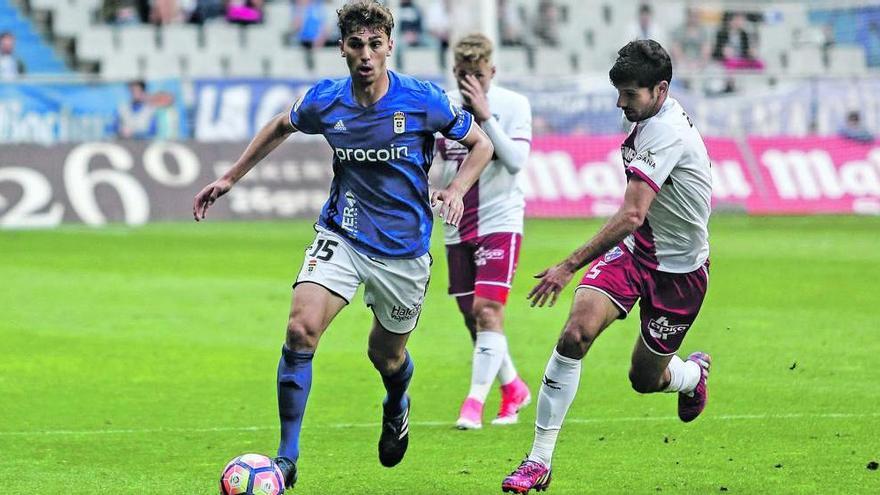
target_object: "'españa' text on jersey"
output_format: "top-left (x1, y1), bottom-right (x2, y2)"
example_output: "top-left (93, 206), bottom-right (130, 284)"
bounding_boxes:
top-left (290, 71), bottom-right (474, 259)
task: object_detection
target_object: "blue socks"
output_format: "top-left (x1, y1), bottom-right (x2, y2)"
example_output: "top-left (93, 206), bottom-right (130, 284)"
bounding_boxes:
top-left (277, 346), bottom-right (314, 461)
top-left (381, 351), bottom-right (414, 417)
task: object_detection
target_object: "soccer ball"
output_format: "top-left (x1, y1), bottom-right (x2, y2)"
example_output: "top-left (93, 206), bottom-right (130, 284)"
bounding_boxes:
top-left (219, 453), bottom-right (285, 495)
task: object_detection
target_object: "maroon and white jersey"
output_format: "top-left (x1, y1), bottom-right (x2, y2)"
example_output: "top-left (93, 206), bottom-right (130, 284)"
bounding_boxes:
top-left (436, 84), bottom-right (532, 244)
top-left (621, 97), bottom-right (711, 273)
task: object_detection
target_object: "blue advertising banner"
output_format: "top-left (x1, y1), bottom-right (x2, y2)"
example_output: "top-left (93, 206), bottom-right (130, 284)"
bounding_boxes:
top-left (0, 79), bottom-right (188, 145)
top-left (193, 78), bottom-right (314, 142)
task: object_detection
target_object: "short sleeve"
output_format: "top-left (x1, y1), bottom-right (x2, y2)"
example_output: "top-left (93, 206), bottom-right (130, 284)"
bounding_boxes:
top-left (425, 83), bottom-right (473, 141)
top-left (288, 85), bottom-right (322, 134)
top-left (626, 123), bottom-right (683, 192)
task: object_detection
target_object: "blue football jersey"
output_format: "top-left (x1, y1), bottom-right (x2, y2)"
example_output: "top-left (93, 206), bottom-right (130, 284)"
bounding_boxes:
top-left (289, 70), bottom-right (473, 259)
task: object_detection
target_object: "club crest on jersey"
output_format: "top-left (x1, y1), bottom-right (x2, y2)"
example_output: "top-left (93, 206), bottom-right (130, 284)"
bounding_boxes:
top-left (393, 111), bottom-right (406, 134)
top-left (306, 259), bottom-right (317, 273)
top-left (604, 246), bottom-right (624, 262)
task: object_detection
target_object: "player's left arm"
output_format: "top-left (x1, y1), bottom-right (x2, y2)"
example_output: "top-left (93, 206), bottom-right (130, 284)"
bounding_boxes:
top-left (527, 179), bottom-right (656, 307)
top-left (431, 124), bottom-right (494, 227)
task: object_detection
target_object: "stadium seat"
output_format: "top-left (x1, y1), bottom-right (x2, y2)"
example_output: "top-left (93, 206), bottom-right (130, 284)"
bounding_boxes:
top-left (495, 47), bottom-right (529, 77)
top-left (268, 48), bottom-right (310, 78)
top-left (263, 1), bottom-right (292, 32)
top-left (827, 45), bottom-right (867, 75)
top-left (312, 47), bottom-right (351, 78)
top-left (118, 25), bottom-right (158, 57)
top-left (143, 52), bottom-right (184, 79)
top-left (787, 46), bottom-right (824, 75)
top-left (400, 47), bottom-right (442, 77)
top-left (203, 23), bottom-right (242, 53)
top-left (531, 47), bottom-right (575, 77)
top-left (100, 53), bottom-right (140, 80)
top-left (244, 26), bottom-right (284, 53)
top-left (48, 1), bottom-right (91, 37)
top-left (226, 55), bottom-right (267, 78)
top-left (182, 52), bottom-right (224, 78)
top-left (76, 26), bottom-right (115, 61)
top-left (161, 25), bottom-right (200, 57)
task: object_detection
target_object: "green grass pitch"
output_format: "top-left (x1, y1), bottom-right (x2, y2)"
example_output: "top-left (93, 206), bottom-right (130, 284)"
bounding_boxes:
top-left (1, 215), bottom-right (878, 494)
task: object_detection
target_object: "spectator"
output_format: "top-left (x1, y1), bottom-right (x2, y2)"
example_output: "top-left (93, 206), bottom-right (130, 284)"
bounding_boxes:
top-left (101, 0), bottom-right (142, 24)
top-left (669, 7), bottom-right (710, 69)
top-left (398, 0), bottom-right (424, 47)
top-left (290, 0), bottom-right (332, 49)
top-left (625, 3), bottom-right (666, 45)
top-left (151, 0), bottom-right (183, 24)
top-left (533, 0), bottom-right (560, 46)
top-left (498, 0), bottom-right (526, 47)
top-left (712, 12), bottom-right (764, 70)
top-left (839, 110), bottom-right (875, 143)
top-left (0, 32), bottom-right (25, 80)
top-left (116, 80), bottom-right (175, 139)
top-left (856, 20), bottom-right (880, 67)
top-left (226, 0), bottom-right (264, 25)
top-left (188, 0), bottom-right (225, 24)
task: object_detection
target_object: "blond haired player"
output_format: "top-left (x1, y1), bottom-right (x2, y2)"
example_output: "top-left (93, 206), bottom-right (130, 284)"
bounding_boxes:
top-left (436, 33), bottom-right (533, 429)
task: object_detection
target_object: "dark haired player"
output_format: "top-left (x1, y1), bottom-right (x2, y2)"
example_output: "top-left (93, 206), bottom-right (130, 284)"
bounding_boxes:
top-left (502, 40), bottom-right (713, 493)
top-left (193, 1), bottom-right (494, 489)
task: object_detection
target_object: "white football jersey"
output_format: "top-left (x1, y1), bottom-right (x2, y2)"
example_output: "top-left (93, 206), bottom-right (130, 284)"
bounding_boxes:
top-left (621, 97), bottom-right (711, 273)
top-left (436, 84), bottom-right (532, 244)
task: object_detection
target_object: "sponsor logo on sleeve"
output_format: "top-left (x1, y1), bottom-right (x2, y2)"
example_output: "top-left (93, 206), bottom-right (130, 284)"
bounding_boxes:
top-left (604, 246), bottom-right (624, 262)
top-left (634, 150), bottom-right (657, 169)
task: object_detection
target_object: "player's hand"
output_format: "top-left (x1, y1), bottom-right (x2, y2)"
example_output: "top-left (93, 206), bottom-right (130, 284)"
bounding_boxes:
top-left (527, 262), bottom-right (576, 308)
top-left (431, 186), bottom-right (464, 227)
top-left (192, 178), bottom-right (233, 221)
top-left (459, 75), bottom-right (491, 122)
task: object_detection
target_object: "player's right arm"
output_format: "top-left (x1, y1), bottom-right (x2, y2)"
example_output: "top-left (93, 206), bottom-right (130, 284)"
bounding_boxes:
top-left (192, 110), bottom-right (298, 221)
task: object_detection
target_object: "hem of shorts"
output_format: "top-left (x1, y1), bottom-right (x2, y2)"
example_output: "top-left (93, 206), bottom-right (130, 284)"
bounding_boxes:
top-left (444, 227), bottom-right (524, 246)
top-left (292, 280), bottom-right (351, 305)
top-left (639, 331), bottom-right (676, 356)
top-left (367, 305), bottom-right (417, 335)
top-left (449, 290), bottom-right (475, 297)
top-left (575, 285), bottom-right (628, 319)
top-left (474, 281), bottom-right (512, 288)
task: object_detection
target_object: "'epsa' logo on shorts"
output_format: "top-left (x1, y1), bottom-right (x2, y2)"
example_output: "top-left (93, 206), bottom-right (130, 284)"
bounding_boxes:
top-left (391, 303), bottom-right (422, 322)
top-left (604, 246), bottom-right (624, 263)
top-left (647, 317), bottom-right (689, 340)
top-left (475, 247), bottom-right (505, 266)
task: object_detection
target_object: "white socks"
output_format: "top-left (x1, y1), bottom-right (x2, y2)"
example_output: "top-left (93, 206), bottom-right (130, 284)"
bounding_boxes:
top-left (467, 331), bottom-right (508, 402)
top-left (528, 349), bottom-right (581, 467)
top-left (664, 355), bottom-right (701, 394)
top-left (497, 351), bottom-right (518, 386)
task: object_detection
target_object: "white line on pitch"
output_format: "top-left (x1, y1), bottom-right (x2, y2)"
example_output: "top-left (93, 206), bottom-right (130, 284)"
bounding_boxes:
top-left (0, 412), bottom-right (876, 437)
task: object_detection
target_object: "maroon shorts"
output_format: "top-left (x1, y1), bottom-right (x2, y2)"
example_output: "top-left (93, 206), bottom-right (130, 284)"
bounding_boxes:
top-left (446, 232), bottom-right (522, 304)
top-left (577, 244), bottom-right (709, 355)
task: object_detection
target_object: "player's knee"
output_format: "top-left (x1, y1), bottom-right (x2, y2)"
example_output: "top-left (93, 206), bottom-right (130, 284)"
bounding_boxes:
top-left (558, 321), bottom-right (594, 359)
top-left (472, 300), bottom-right (503, 330)
top-left (628, 369), bottom-right (662, 394)
top-left (367, 346), bottom-right (403, 375)
top-left (285, 319), bottom-right (320, 351)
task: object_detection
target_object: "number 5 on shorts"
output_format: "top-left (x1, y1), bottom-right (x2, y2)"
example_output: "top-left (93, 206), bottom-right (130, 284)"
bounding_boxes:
top-left (308, 239), bottom-right (339, 261)
top-left (586, 260), bottom-right (606, 280)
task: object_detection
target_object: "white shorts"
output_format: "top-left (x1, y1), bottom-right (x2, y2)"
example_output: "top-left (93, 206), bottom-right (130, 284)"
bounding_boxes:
top-left (294, 226), bottom-right (432, 334)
